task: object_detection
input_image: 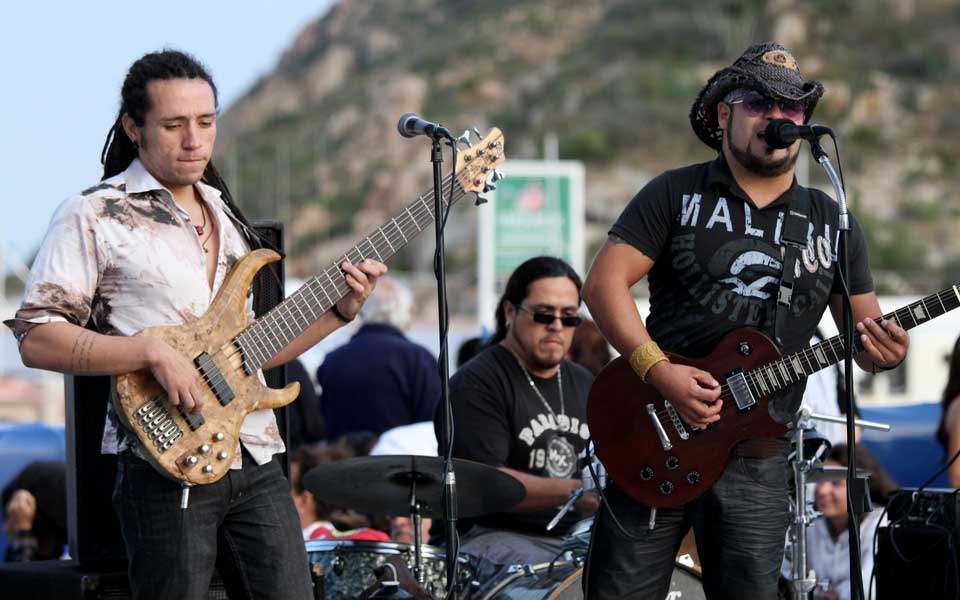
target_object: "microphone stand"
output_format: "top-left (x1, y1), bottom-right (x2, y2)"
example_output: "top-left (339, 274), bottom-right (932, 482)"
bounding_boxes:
top-left (810, 139), bottom-right (865, 600)
top-left (430, 130), bottom-right (459, 600)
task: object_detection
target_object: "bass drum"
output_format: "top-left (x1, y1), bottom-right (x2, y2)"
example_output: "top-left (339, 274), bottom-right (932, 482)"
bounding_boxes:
top-left (479, 560), bottom-right (704, 600)
top-left (306, 539), bottom-right (447, 599)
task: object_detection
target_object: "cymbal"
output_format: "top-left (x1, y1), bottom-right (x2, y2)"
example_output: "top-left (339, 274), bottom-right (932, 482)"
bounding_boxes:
top-left (805, 465), bottom-right (869, 483)
top-left (301, 455), bottom-right (526, 518)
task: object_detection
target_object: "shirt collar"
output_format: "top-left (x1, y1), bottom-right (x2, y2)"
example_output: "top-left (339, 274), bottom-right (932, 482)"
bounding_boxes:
top-left (122, 159), bottom-right (225, 209)
top-left (705, 153), bottom-right (800, 209)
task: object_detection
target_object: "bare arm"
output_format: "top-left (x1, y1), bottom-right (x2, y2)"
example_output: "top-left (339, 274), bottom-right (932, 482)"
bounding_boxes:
top-left (828, 292), bottom-right (909, 373)
top-left (581, 237), bottom-right (721, 427)
top-left (498, 467), bottom-right (598, 515)
top-left (20, 321), bottom-right (208, 412)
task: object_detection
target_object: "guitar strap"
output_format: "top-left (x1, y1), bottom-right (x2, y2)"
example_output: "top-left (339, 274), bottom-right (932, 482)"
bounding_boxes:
top-left (773, 189), bottom-right (811, 347)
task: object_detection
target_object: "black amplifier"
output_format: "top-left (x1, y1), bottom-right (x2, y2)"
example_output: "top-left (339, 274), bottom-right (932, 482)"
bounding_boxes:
top-left (886, 487), bottom-right (960, 530)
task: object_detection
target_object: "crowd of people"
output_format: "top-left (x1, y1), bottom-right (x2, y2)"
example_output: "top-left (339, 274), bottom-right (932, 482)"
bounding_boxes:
top-left (0, 39), bottom-right (956, 600)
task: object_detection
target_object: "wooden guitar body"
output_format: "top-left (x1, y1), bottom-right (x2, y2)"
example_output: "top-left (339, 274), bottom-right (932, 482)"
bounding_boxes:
top-left (112, 249), bottom-right (299, 485)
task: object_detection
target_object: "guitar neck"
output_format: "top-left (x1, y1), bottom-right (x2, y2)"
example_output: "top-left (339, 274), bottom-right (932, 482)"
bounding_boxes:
top-left (235, 175), bottom-right (468, 371)
top-left (744, 285), bottom-right (960, 396)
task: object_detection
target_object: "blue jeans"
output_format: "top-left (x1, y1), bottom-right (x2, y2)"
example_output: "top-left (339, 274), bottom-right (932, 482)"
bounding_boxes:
top-left (112, 450), bottom-right (313, 600)
top-left (583, 453), bottom-right (791, 599)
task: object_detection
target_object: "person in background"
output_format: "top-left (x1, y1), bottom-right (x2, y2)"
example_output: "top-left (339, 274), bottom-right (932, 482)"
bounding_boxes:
top-left (936, 334), bottom-right (960, 487)
top-left (2, 461), bottom-right (67, 562)
top-left (565, 317), bottom-right (611, 376)
top-left (284, 357), bottom-right (325, 454)
top-left (790, 443), bottom-right (897, 600)
top-left (290, 443), bottom-right (389, 542)
top-left (456, 336), bottom-right (485, 368)
top-left (317, 276), bottom-right (440, 441)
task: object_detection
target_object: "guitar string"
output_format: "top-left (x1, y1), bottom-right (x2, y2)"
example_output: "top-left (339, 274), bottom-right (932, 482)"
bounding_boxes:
top-left (198, 158), bottom-right (486, 392)
top-left (214, 168), bottom-right (465, 367)
top-left (650, 292), bottom-right (948, 426)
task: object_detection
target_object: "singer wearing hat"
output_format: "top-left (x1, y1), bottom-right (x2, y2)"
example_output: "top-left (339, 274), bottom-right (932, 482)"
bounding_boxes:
top-left (580, 42), bottom-right (908, 599)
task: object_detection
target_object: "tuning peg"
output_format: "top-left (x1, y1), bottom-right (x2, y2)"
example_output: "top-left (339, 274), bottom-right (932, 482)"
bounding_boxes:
top-left (475, 192), bottom-right (489, 206)
top-left (483, 182), bottom-right (497, 193)
top-left (491, 170), bottom-right (505, 182)
top-left (472, 127), bottom-right (481, 138)
top-left (456, 130), bottom-right (473, 148)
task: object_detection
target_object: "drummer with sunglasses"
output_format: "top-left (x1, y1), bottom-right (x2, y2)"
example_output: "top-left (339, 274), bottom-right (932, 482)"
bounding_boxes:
top-left (434, 256), bottom-right (598, 596)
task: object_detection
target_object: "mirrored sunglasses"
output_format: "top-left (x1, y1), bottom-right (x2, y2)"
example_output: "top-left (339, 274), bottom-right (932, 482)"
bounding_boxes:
top-left (729, 90), bottom-right (805, 121)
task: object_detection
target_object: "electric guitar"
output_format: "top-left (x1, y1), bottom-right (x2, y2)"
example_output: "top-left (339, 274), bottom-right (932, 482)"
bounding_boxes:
top-left (112, 128), bottom-right (505, 484)
top-left (587, 285), bottom-right (960, 507)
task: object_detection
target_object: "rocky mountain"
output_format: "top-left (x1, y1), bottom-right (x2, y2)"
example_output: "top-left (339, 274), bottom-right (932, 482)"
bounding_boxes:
top-left (217, 0), bottom-right (960, 298)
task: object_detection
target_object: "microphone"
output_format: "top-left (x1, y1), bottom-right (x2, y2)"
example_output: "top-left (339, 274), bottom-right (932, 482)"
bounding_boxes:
top-left (396, 113), bottom-right (453, 139)
top-left (763, 118), bottom-right (833, 149)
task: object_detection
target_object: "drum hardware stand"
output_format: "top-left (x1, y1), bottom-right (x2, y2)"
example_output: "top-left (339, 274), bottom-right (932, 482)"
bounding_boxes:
top-left (409, 476), bottom-right (426, 587)
top-left (788, 406), bottom-right (890, 600)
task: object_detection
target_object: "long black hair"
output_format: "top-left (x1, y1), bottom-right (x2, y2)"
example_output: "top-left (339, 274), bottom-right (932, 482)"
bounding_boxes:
top-left (937, 335), bottom-right (960, 453)
top-left (489, 256), bottom-right (582, 345)
top-left (99, 49), bottom-right (264, 249)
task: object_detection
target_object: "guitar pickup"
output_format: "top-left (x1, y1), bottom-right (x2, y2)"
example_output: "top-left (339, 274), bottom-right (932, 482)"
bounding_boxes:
top-left (195, 352), bottom-right (236, 406)
top-left (178, 406), bottom-right (206, 431)
top-left (726, 370), bottom-right (756, 411)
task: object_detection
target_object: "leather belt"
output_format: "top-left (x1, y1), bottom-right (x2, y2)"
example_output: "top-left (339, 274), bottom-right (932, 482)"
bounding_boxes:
top-left (731, 437), bottom-right (790, 459)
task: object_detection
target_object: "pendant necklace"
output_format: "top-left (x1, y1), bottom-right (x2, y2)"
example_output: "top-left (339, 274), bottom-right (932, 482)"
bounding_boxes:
top-left (514, 355), bottom-right (565, 419)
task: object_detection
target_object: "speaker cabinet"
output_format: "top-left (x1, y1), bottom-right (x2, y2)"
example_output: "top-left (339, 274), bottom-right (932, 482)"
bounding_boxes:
top-left (876, 524), bottom-right (960, 599)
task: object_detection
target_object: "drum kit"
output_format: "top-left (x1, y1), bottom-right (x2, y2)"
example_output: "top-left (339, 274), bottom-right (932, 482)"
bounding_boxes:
top-left (301, 452), bottom-right (707, 599)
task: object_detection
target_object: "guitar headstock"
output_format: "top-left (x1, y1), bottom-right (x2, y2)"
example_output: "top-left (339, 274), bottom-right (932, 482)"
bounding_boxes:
top-left (455, 128), bottom-right (505, 196)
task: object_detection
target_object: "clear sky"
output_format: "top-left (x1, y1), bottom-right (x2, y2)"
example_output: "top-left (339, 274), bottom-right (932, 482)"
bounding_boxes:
top-left (0, 1), bottom-right (333, 274)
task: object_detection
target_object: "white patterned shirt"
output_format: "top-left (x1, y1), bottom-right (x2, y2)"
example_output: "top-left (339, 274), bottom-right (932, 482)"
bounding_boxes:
top-left (5, 159), bottom-right (284, 468)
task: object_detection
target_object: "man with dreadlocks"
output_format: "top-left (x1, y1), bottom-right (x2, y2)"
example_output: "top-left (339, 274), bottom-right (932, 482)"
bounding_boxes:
top-left (580, 42), bottom-right (908, 598)
top-left (5, 50), bottom-right (385, 600)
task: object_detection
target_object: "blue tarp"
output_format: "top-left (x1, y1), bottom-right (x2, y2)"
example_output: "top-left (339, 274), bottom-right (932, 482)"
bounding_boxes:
top-left (0, 422), bottom-right (66, 561)
top-left (860, 402), bottom-right (949, 489)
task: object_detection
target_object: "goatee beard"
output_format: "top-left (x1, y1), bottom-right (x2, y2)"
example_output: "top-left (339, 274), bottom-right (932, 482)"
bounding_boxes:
top-left (728, 138), bottom-right (798, 177)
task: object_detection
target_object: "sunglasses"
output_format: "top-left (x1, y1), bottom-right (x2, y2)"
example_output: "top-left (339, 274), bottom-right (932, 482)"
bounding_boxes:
top-left (728, 90), bottom-right (805, 122)
top-left (514, 304), bottom-right (582, 328)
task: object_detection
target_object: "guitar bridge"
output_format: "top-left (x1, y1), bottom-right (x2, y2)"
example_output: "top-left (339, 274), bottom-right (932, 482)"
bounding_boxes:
top-left (663, 401), bottom-right (690, 440)
top-left (133, 397), bottom-right (185, 453)
top-left (726, 370), bottom-right (756, 411)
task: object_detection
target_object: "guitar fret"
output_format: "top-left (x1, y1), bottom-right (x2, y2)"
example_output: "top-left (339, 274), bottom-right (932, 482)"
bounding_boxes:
top-left (313, 275), bottom-right (336, 308)
top-left (394, 218), bottom-right (409, 243)
top-left (790, 356), bottom-right (804, 378)
top-left (366, 237), bottom-right (384, 262)
top-left (777, 361), bottom-right (791, 384)
top-left (323, 269), bottom-right (343, 305)
top-left (379, 227), bottom-right (395, 254)
top-left (813, 346), bottom-right (827, 367)
top-left (954, 285), bottom-right (960, 304)
top-left (290, 293), bottom-right (312, 327)
top-left (756, 369), bottom-right (770, 394)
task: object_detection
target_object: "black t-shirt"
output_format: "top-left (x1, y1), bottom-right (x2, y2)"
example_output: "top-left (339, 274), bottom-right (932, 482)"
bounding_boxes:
top-left (611, 155), bottom-right (873, 421)
top-left (437, 344), bottom-right (594, 536)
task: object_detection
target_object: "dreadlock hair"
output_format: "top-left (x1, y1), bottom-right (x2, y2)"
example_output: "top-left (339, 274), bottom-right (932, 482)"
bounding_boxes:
top-left (489, 256), bottom-right (582, 346)
top-left (99, 49), bottom-right (264, 250)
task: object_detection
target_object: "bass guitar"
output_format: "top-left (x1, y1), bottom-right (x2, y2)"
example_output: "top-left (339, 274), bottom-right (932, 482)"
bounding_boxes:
top-left (587, 285), bottom-right (960, 507)
top-left (112, 128), bottom-right (505, 484)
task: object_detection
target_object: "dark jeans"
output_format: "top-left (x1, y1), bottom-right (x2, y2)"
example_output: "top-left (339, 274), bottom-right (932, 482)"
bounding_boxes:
top-left (584, 453), bottom-right (791, 599)
top-left (112, 450), bottom-right (313, 600)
